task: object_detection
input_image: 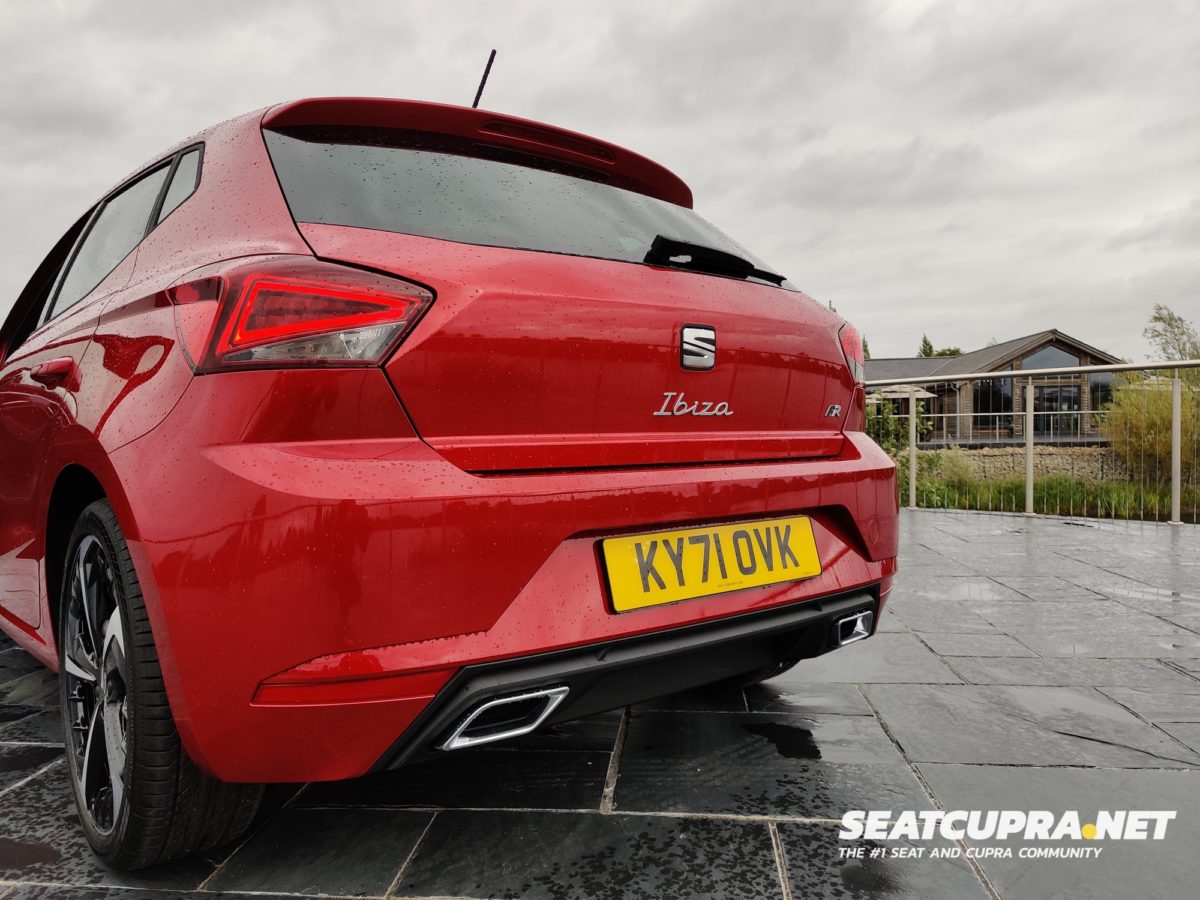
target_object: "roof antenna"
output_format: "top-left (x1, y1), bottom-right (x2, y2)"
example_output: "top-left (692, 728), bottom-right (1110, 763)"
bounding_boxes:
top-left (472, 49), bottom-right (497, 109)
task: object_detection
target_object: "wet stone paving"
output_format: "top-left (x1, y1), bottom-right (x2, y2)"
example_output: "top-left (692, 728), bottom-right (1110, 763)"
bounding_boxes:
top-left (1, 509), bottom-right (1199, 898)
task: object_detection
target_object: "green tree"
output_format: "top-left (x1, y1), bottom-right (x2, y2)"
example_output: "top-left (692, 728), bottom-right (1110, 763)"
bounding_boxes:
top-left (1103, 374), bottom-right (1197, 483)
top-left (862, 337), bottom-right (871, 360)
top-left (918, 334), bottom-right (934, 357)
top-left (1103, 304), bottom-right (1199, 483)
top-left (1144, 303), bottom-right (1200, 361)
top-left (866, 396), bottom-right (934, 455)
top-left (932, 346), bottom-right (963, 357)
top-left (866, 398), bottom-right (905, 454)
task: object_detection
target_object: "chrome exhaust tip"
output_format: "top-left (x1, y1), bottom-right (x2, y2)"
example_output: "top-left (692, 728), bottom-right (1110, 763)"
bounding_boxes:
top-left (440, 686), bottom-right (570, 751)
top-left (836, 610), bottom-right (874, 647)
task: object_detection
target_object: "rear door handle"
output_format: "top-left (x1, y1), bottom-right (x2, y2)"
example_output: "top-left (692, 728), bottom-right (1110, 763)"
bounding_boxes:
top-left (30, 357), bottom-right (80, 390)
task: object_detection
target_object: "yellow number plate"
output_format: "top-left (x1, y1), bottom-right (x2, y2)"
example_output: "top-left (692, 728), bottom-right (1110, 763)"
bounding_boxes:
top-left (602, 516), bottom-right (821, 612)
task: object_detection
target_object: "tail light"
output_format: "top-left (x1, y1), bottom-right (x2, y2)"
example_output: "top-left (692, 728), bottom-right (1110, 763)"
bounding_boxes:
top-left (167, 256), bottom-right (433, 372)
top-left (839, 321), bottom-right (867, 433)
top-left (839, 322), bottom-right (865, 386)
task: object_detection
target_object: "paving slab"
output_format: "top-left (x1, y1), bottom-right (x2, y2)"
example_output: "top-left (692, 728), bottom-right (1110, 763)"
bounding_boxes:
top-left (0, 744), bottom-right (59, 792)
top-left (744, 680), bottom-right (873, 716)
top-left (889, 556), bottom-right (978, 578)
top-left (889, 575), bottom-right (1028, 605)
top-left (781, 632), bottom-right (962, 684)
top-left (0, 649), bottom-right (42, 688)
top-left (631, 685), bottom-right (747, 713)
top-left (864, 684), bottom-right (1200, 767)
top-left (1066, 572), bottom-right (1200, 605)
top-left (918, 632), bottom-right (1037, 657)
top-left (0, 670), bottom-right (58, 706)
top-left (3, 889), bottom-right (297, 899)
top-left (1161, 722), bottom-right (1200, 753)
top-left (886, 598), bottom-right (1000, 634)
top-left (949, 656), bottom-right (1200, 689)
top-left (966, 598), bottom-right (1188, 634)
top-left (300, 748), bottom-right (611, 811)
top-left (0, 704), bottom-right (44, 729)
top-left (499, 708), bottom-right (623, 753)
top-left (615, 710), bottom-right (927, 817)
top-left (0, 764), bottom-right (219, 891)
top-left (875, 607), bottom-right (909, 632)
top-left (777, 823), bottom-right (990, 899)
top-left (0, 708), bottom-right (62, 744)
top-left (393, 809), bottom-right (784, 900)
top-left (1097, 686), bottom-right (1200, 723)
top-left (918, 765), bottom-right (1200, 900)
top-left (989, 576), bottom-right (1109, 601)
top-left (205, 806), bottom-right (432, 896)
top-left (1158, 609), bottom-right (1200, 633)
top-left (1015, 629), bottom-right (1200, 658)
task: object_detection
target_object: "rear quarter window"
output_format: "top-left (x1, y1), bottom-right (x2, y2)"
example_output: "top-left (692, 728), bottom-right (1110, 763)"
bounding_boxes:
top-left (156, 148), bottom-right (202, 224)
top-left (50, 165), bottom-right (170, 315)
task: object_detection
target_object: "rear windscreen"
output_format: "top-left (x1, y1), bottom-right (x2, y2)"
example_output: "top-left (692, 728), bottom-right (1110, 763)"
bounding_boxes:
top-left (264, 126), bottom-right (784, 284)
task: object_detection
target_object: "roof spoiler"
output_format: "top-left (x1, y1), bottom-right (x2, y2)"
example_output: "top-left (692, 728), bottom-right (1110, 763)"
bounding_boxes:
top-left (261, 97), bottom-right (693, 208)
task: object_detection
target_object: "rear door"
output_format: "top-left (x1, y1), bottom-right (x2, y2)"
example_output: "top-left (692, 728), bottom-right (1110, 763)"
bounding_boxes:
top-left (0, 164), bottom-right (169, 630)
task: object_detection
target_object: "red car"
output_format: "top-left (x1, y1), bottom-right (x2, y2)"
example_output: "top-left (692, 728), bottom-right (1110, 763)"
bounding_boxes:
top-left (0, 98), bottom-right (897, 867)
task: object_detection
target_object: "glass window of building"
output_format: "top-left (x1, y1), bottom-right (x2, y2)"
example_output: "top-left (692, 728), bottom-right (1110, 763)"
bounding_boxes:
top-left (1089, 372), bottom-right (1114, 409)
top-left (973, 376), bottom-right (1013, 433)
top-left (1022, 345), bottom-right (1080, 370)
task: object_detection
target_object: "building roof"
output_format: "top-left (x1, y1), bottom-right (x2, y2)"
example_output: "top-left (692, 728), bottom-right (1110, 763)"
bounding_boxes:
top-left (862, 356), bottom-right (948, 381)
top-left (864, 329), bottom-right (1122, 383)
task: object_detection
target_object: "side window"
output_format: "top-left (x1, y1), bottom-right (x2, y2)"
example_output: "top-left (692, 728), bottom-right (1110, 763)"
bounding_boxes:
top-left (156, 148), bottom-right (202, 224)
top-left (0, 212), bottom-right (91, 357)
top-left (48, 165), bottom-right (170, 318)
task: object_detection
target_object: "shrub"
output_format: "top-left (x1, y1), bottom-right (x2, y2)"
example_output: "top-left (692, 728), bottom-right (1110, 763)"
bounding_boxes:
top-left (910, 475), bottom-right (1199, 521)
top-left (938, 446), bottom-right (976, 490)
top-left (1102, 374), bottom-right (1198, 484)
top-left (866, 396), bottom-right (934, 456)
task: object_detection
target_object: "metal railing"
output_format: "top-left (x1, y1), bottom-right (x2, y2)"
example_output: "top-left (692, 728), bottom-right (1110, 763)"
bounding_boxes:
top-left (866, 359), bottom-right (1200, 524)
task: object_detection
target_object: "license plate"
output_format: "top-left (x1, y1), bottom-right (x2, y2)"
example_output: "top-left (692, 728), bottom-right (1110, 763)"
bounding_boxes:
top-left (601, 516), bottom-right (822, 612)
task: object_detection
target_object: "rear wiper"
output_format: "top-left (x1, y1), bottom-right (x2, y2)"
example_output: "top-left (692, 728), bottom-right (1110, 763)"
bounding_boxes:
top-left (643, 235), bottom-right (786, 286)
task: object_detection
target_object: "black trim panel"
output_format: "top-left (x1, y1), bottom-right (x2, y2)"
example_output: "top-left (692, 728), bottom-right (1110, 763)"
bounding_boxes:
top-left (369, 586), bottom-right (878, 772)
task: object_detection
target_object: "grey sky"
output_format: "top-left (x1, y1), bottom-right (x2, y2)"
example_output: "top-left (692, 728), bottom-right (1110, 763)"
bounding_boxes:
top-left (2, 0), bottom-right (1197, 360)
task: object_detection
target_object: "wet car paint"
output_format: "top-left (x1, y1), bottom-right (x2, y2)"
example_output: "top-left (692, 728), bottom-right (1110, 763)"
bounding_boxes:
top-left (0, 98), bottom-right (895, 788)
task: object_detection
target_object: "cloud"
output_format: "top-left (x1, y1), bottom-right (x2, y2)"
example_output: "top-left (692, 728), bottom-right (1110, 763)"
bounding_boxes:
top-left (1111, 200), bottom-right (1200, 249)
top-left (0, 0), bottom-right (1196, 361)
top-left (764, 137), bottom-right (985, 210)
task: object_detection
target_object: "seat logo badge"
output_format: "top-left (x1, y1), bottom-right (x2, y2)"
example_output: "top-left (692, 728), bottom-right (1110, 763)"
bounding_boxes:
top-left (681, 325), bottom-right (716, 371)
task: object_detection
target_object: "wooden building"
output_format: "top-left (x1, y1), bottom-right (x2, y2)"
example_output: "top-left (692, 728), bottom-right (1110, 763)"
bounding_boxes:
top-left (865, 330), bottom-right (1122, 446)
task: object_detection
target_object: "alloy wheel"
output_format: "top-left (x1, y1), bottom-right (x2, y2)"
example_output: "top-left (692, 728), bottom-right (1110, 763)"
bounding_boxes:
top-left (62, 534), bottom-right (129, 836)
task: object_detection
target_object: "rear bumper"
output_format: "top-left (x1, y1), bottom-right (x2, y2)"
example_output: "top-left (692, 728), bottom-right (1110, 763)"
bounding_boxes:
top-left (372, 587), bottom-right (879, 771)
top-left (109, 369), bottom-right (898, 783)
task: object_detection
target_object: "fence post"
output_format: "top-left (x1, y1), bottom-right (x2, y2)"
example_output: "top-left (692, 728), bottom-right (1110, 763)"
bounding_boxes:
top-left (1170, 373), bottom-right (1182, 525)
top-left (908, 385), bottom-right (918, 509)
top-left (1025, 377), bottom-right (1035, 515)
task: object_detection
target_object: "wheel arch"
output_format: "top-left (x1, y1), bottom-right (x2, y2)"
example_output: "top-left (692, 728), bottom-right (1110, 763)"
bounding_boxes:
top-left (42, 455), bottom-right (141, 659)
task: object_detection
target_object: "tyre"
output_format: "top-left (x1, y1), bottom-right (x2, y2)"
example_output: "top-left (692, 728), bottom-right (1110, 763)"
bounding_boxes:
top-left (58, 499), bottom-right (263, 869)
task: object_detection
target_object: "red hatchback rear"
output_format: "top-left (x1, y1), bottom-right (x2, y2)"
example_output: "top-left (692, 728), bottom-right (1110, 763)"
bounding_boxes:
top-left (0, 98), bottom-right (897, 868)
